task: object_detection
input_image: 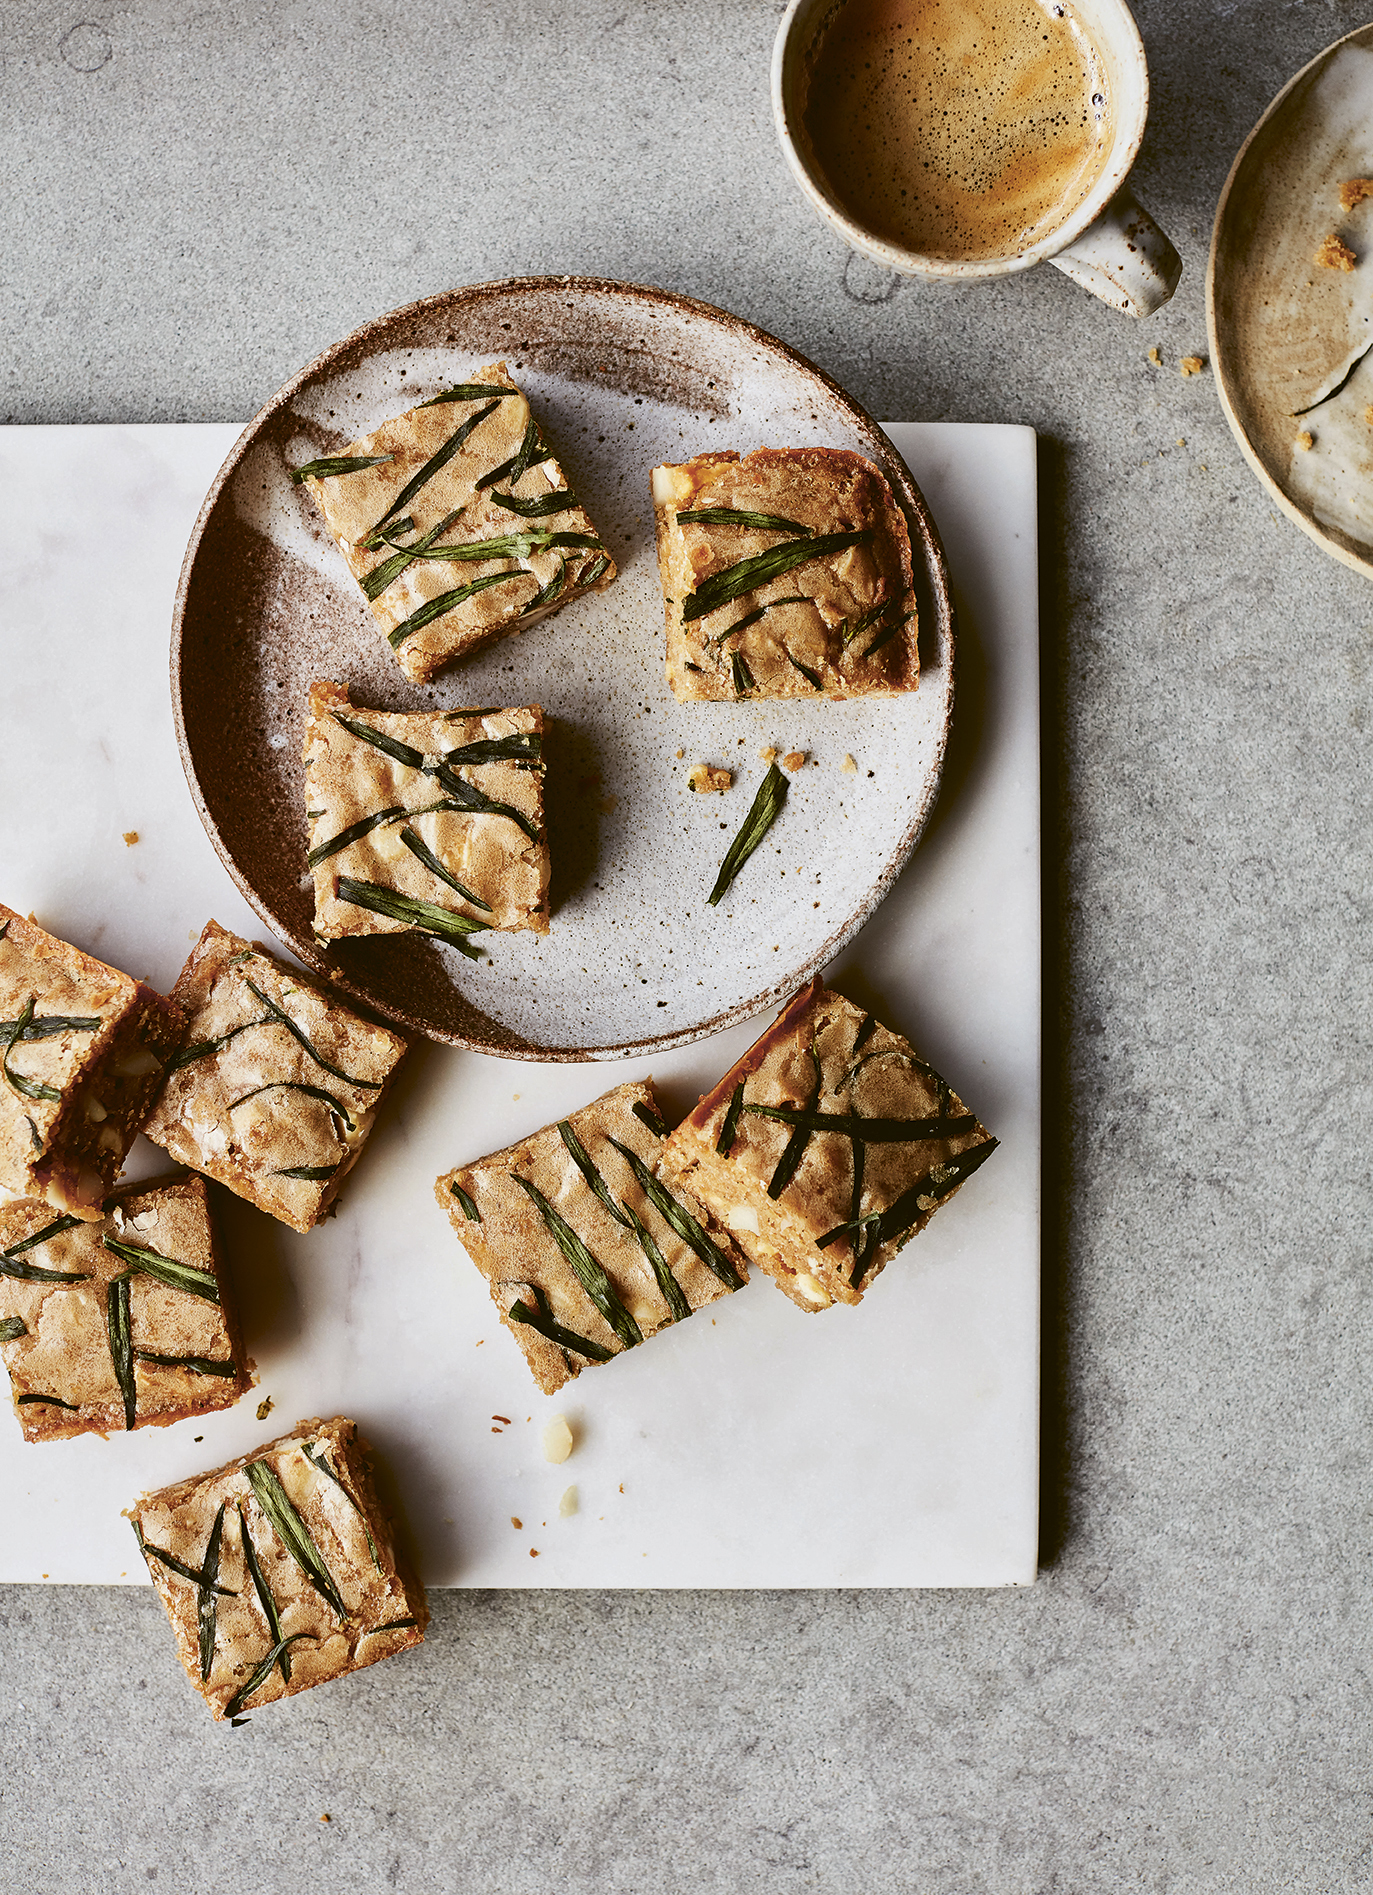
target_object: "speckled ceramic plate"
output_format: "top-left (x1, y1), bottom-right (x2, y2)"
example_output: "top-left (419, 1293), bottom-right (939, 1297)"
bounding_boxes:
top-left (1208, 27), bottom-right (1373, 577)
top-left (172, 278), bottom-right (953, 1057)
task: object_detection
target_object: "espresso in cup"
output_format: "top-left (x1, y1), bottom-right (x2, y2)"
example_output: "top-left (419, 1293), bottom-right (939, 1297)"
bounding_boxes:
top-left (801, 0), bottom-right (1113, 263)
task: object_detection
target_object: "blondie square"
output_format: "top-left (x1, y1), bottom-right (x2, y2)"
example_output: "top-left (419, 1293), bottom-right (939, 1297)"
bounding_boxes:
top-left (129, 1417), bottom-right (427, 1720)
top-left (142, 922), bottom-right (407, 1233)
top-left (295, 361), bottom-right (616, 684)
top-left (0, 1174), bottom-right (251, 1442)
top-left (0, 905), bottom-right (185, 1219)
top-left (435, 1079), bottom-right (749, 1395)
top-left (652, 447), bottom-right (919, 702)
top-left (661, 979), bottom-right (996, 1311)
top-left (304, 681), bottom-right (549, 947)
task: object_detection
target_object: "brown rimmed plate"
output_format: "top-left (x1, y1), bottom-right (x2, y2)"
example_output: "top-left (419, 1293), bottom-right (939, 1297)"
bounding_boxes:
top-left (171, 277), bottom-right (953, 1057)
top-left (1208, 26), bottom-right (1373, 578)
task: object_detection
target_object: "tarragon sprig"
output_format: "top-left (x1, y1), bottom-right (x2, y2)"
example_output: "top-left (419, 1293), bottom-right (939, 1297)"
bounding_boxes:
top-left (677, 507), bottom-right (813, 533)
top-left (243, 978), bottom-right (383, 1091)
top-left (388, 569), bottom-right (530, 649)
top-left (106, 1275), bottom-right (136, 1431)
top-left (370, 397), bottom-right (505, 534)
top-left (419, 382), bottom-right (516, 409)
top-left (510, 1174), bottom-right (642, 1350)
top-left (1, 998), bottom-right (84, 1102)
top-left (606, 1138), bottom-right (745, 1290)
top-left (707, 763), bottom-right (788, 907)
top-left (227, 1079), bottom-right (357, 1135)
top-left (329, 713), bottom-right (541, 840)
top-left (246, 1459), bottom-right (347, 1618)
top-left (683, 531), bottom-right (872, 622)
top-left (744, 1105), bottom-right (978, 1142)
top-left (334, 879), bottom-right (488, 955)
top-left (507, 1284), bottom-right (613, 1364)
top-left (362, 507), bottom-right (463, 601)
top-left (767, 1038), bottom-right (821, 1201)
top-left (716, 1083), bottom-right (744, 1156)
top-left (224, 1634), bottom-right (315, 1718)
top-left (238, 1503), bottom-right (290, 1684)
top-left (134, 1351), bottom-right (238, 1377)
top-left (489, 488), bottom-right (580, 519)
top-left (622, 1202), bottom-right (690, 1324)
top-left (2, 1215), bottom-right (90, 1284)
top-left (816, 1138), bottom-right (999, 1260)
top-left (303, 1437), bottom-right (382, 1574)
top-left (558, 1120), bottom-right (631, 1228)
top-left (291, 453), bottom-right (392, 484)
top-left (103, 1236), bottom-right (221, 1303)
top-left (400, 827), bottom-right (493, 910)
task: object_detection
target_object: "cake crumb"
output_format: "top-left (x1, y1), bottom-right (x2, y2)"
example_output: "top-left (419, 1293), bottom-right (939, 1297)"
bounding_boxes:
top-left (1340, 178), bottom-right (1373, 213)
top-left (255, 1396), bottom-right (273, 1421)
top-left (1148, 346), bottom-right (1161, 366)
top-left (782, 751), bottom-right (807, 771)
top-left (840, 754), bottom-right (857, 774)
top-left (675, 747), bottom-right (685, 759)
top-left (689, 763), bottom-right (733, 794)
top-left (542, 1414), bottom-right (574, 1463)
top-left (1297, 430), bottom-right (1314, 452)
top-left (1176, 438), bottom-right (1186, 447)
top-left (1365, 405), bottom-right (1373, 426)
top-left (122, 831), bottom-right (139, 846)
top-left (559, 1485), bottom-right (578, 1517)
top-left (320, 1815), bottom-right (331, 1825)
top-left (759, 746), bottom-right (778, 763)
top-left (529, 1547), bottom-right (540, 1557)
top-left (511, 1517), bottom-right (522, 1529)
top-left (1179, 356), bottom-right (1206, 378)
top-left (1314, 234), bottom-right (1356, 271)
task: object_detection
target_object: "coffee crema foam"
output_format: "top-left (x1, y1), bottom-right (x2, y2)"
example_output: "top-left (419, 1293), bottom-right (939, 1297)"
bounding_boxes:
top-left (802, 0), bottom-right (1112, 262)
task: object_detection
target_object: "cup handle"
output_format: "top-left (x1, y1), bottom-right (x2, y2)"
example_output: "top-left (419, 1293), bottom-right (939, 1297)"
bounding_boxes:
top-left (1047, 185), bottom-right (1182, 318)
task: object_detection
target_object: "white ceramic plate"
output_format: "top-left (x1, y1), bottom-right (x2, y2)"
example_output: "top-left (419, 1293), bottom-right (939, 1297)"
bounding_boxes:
top-left (172, 278), bottom-right (954, 1057)
top-left (1208, 27), bottom-right (1373, 577)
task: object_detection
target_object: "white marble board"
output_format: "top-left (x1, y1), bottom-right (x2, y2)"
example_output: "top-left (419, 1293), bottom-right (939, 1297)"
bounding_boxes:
top-left (0, 420), bottom-right (1039, 1588)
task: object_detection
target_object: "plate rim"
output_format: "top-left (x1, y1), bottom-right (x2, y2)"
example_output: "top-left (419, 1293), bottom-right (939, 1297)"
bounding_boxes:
top-left (170, 275), bottom-right (955, 1059)
top-left (1206, 24), bottom-right (1373, 583)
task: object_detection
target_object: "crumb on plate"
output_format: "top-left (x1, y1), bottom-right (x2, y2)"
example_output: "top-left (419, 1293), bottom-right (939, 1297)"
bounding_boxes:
top-left (1148, 346), bottom-right (1161, 366)
top-left (1179, 356), bottom-right (1205, 378)
top-left (122, 831), bottom-right (139, 846)
top-left (1340, 179), bottom-right (1373, 213)
top-left (1297, 431), bottom-right (1314, 452)
top-left (782, 751), bottom-right (807, 771)
top-left (1314, 234), bottom-right (1356, 272)
top-left (689, 763), bottom-right (733, 794)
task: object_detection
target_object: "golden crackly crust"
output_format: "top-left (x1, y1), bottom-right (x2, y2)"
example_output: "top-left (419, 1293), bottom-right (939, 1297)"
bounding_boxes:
top-left (0, 1174), bottom-right (252, 1441)
top-left (435, 1079), bottom-right (749, 1395)
top-left (653, 447), bottom-right (918, 703)
top-left (303, 681), bottom-right (549, 940)
top-left (128, 1416), bottom-right (428, 1720)
top-left (300, 362), bottom-right (616, 685)
top-left (661, 978), bottom-right (995, 1312)
top-left (0, 904), bottom-right (185, 1219)
top-left (142, 922), bottom-right (407, 1233)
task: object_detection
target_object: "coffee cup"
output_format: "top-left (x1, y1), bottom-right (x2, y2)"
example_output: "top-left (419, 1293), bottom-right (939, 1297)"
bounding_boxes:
top-left (772, 0), bottom-right (1181, 318)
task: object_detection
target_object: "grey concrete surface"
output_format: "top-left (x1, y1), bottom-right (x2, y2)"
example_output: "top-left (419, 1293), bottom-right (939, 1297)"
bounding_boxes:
top-left (4, 2), bottom-right (1373, 1889)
